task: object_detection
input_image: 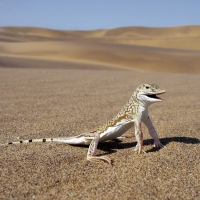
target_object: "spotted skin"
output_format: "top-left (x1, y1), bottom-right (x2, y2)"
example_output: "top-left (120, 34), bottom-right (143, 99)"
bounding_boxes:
top-left (1, 84), bottom-right (166, 164)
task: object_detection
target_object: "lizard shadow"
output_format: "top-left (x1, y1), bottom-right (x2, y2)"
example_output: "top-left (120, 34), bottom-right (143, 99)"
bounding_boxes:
top-left (145, 136), bottom-right (200, 153)
top-left (94, 136), bottom-right (200, 156)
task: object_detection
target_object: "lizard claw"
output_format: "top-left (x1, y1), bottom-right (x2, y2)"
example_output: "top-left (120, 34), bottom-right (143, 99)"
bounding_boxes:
top-left (153, 140), bottom-right (166, 149)
top-left (134, 143), bottom-right (146, 154)
top-left (87, 155), bottom-right (112, 164)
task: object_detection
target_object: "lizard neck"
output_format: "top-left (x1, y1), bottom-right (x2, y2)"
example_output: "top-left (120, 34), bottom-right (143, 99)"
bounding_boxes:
top-left (132, 91), bottom-right (150, 108)
top-left (131, 92), bottom-right (148, 108)
top-left (138, 104), bottom-right (149, 121)
top-left (138, 100), bottom-right (149, 108)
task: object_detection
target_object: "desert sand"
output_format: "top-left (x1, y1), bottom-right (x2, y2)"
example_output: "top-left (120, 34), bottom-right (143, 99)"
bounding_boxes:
top-left (0, 26), bottom-right (199, 199)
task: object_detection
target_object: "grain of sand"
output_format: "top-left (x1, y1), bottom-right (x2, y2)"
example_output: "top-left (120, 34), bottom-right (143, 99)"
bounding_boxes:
top-left (0, 26), bottom-right (199, 199)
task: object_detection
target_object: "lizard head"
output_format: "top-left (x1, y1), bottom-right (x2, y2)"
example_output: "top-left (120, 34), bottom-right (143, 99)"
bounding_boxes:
top-left (134, 84), bottom-right (166, 106)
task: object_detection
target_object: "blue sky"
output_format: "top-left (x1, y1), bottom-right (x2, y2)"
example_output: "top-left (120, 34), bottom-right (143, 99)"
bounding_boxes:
top-left (0, 0), bottom-right (200, 30)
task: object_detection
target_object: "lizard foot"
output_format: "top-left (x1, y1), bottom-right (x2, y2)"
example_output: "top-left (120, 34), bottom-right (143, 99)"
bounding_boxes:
top-left (153, 140), bottom-right (166, 149)
top-left (87, 155), bottom-right (111, 164)
top-left (134, 143), bottom-right (146, 154)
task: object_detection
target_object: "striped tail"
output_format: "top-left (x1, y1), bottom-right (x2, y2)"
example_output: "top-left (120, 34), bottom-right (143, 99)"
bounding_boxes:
top-left (0, 137), bottom-right (73, 146)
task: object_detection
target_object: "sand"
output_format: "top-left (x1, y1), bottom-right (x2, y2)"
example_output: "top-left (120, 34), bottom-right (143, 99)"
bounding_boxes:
top-left (0, 26), bottom-right (199, 199)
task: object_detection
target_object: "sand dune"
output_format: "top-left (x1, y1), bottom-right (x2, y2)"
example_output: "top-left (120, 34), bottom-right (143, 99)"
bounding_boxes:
top-left (0, 26), bottom-right (200, 73)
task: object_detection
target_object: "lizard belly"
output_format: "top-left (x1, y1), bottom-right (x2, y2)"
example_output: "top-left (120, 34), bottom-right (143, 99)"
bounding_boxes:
top-left (99, 119), bottom-right (134, 142)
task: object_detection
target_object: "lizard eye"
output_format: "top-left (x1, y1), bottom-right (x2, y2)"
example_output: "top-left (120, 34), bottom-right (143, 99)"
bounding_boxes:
top-left (146, 86), bottom-right (149, 89)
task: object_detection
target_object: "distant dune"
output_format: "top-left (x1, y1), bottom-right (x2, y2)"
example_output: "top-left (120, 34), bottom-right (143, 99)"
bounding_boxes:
top-left (0, 26), bottom-right (200, 73)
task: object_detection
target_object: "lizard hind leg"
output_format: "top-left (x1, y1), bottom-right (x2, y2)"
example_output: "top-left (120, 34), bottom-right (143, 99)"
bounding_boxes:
top-left (87, 133), bottom-right (111, 164)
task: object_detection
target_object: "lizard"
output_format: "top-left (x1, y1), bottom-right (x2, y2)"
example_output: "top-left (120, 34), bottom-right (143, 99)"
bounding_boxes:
top-left (0, 84), bottom-right (166, 164)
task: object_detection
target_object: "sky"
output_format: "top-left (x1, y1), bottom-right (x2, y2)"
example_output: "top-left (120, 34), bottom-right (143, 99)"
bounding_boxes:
top-left (0, 0), bottom-right (200, 30)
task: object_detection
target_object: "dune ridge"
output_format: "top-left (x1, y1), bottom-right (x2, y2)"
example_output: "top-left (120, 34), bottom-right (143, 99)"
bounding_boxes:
top-left (0, 25), bottom-right (200, 73)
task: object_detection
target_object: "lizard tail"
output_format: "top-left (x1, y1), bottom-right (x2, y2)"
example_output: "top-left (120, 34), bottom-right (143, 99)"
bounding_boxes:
top-left (0, 136), bottom-right (92, 146)
top-left (0, 137), bottom-right (74, 146)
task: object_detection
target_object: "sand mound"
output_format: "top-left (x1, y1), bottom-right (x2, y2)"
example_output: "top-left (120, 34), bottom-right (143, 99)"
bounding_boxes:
top-left (0, 25), bottom-right (200, 73)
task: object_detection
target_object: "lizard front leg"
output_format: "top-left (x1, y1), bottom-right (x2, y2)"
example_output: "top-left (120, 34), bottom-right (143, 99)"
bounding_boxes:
top-left (87, 133), bottom-right (111, 164)
top-left (143, 116), bottom-right (165, 148)
top-left (134, 121), bottom-right (146, 154)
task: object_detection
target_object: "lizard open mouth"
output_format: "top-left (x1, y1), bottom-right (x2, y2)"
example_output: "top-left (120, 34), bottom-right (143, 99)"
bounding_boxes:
top-left (145, 92), bottom-right (165, 100)
top-left (146, 94), bottom-right (160, 99)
